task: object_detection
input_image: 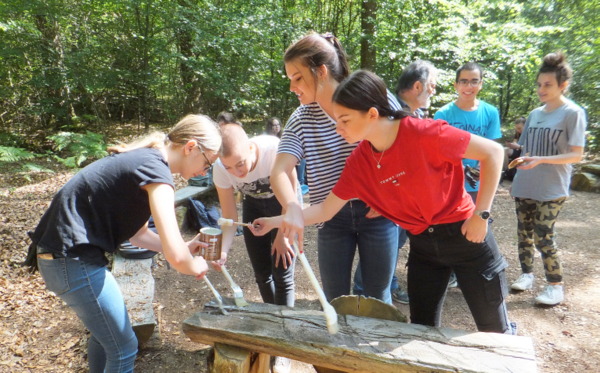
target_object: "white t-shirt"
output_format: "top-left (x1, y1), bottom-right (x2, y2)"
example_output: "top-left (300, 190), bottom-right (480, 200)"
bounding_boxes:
top-left (212, 135), bottom-right (279, 199)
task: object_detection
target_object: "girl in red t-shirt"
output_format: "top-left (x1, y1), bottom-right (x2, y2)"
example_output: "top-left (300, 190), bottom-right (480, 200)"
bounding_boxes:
top-left (253, 70), bottom-right (514, 334)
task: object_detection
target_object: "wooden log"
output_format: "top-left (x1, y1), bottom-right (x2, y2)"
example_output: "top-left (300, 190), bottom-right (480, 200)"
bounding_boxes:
top-left (112, 254), bottom-right (156, 345)
top-left (183, 302), bottom-right (536, 373)
top-left (209, 343), bottom-right (270, 373)
top-left (212, 343), bottom-right (251, 372)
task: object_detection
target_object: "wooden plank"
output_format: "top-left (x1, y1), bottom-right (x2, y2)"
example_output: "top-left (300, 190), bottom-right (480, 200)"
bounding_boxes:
top-left (183, 302), bottom-right (536, 373)
top-left (112, 254), bottom-right (156, 345)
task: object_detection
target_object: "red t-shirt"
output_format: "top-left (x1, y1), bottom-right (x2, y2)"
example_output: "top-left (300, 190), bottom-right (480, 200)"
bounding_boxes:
top-left (332, 116), bottom-right (474, 234)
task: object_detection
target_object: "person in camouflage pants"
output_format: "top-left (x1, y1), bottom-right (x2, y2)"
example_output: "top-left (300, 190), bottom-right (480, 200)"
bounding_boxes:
top-left (515, 197), bottom-right (566, 283)
top-left (509, 51), bottom-right (586, 306)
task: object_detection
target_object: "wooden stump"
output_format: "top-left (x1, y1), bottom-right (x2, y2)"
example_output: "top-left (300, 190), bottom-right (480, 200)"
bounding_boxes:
top-left (112, 253), bottom-right (156, 346)
top-left (209, 343), bottom-right (270, 373)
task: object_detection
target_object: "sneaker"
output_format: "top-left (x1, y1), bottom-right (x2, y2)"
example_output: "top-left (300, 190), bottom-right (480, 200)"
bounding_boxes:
top-left (392, 288), bottom-right (409, 304)
top-left (447, 272), bottom-right (458, 288)
top-left (271, 356), bottom-right (291, 373)
top-left (535, 284), bottom-right (564, 306)
top-left (511, 273), bottom-right (534, 291)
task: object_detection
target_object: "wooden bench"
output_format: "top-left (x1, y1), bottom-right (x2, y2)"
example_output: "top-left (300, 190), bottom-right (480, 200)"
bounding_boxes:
top-left (174, 185), bottom-right (212, 206)
top-left (183, 301), bottom-right (537, 373)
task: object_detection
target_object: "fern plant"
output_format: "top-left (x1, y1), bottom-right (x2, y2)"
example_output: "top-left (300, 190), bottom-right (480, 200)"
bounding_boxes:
top-left (48, 131), bottom-right (108, 168)
top-left (0, 146), bottom-right (38, 163)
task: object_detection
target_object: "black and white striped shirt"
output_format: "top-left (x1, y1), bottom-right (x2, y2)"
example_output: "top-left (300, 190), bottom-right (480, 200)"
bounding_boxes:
top-left (278, 91), bottom-right (401, 205)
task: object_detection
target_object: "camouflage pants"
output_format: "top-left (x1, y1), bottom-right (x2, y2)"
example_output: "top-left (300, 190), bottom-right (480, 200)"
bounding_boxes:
top-left (515, 197), bottom-right (566, 283)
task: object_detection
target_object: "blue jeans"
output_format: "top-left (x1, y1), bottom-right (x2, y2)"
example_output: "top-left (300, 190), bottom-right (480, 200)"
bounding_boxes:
top-left (354, 227), bottom-right (407, 294)
top-left (406, 220), bottom-right (510, 333)
top-left (242, 195), bottom-right (295, 306)
top-left (38, 255), bottom-right (138, 373)
top-left (318, 200), bottom-right (398, 304)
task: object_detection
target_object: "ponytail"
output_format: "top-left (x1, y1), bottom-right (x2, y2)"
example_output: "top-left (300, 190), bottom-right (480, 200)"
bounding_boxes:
top-left (284, 31), bottom-right (350, 83)
top-left (108, 114), bottom-right (221, 154)
top-left (333, 70), bottom-right (409, 120)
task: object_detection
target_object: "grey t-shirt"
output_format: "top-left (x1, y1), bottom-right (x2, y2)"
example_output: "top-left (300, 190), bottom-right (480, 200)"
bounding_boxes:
top-left (511, 99), bottom-right (587, 201)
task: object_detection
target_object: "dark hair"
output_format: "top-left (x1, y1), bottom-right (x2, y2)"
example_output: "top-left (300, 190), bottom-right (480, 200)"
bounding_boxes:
top-left (456, 62), bottom-right (483, 82)
top-left (515, 117), bottom-right (526, 125)
top-left (396, 60), bottom-right (436, 94)
top-left (333, 70), bottom-right (408, 120)
top-left (265, 117), bottom-right (282, 137)
top-left (538, 51), bottom-right (572, 86)
top-left (284, 32), bottom-right (350, 83)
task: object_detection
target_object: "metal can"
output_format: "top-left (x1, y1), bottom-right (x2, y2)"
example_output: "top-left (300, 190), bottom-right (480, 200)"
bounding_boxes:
top-left (198, 227), bottom-right (222, 261)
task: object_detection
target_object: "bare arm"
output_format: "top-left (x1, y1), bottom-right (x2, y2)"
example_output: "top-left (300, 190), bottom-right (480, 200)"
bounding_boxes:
top-left (461, 134), bottom-right (504, 242)
top-left (253, 192), bottom-right (347, 253)
top-left (139, 183), bottom-right (208, 278)
top-left (270, 153), bottom-right (302, 266)
top-left (213, 185), bottom-right (238, 270)
top-left (517, 146), bottom-right (584, 169)
top-left (271, 153), bottom-right (302, 209)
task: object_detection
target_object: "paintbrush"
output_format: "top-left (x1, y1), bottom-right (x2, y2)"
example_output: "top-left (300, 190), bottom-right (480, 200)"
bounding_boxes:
top-left (217, 217), bottom-right (254, 228)
top-left (220, 265), bottom-right (249, 307)
top-left (292, 240), bottom-right (339, 334)
top-left (202, 275), bottom-right (229, 315)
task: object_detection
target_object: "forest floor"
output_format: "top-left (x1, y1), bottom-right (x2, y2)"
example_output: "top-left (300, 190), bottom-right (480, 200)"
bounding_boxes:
top-left (1, 152), bottom-right (600, 372)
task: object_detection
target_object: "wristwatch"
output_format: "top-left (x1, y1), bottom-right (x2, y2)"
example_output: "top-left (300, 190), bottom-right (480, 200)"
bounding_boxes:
top-left (475, 210), bottom-right (491, 220)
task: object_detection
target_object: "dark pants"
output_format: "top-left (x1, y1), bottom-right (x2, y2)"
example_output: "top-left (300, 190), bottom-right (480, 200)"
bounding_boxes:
top-left (407, 220), bottom-right (510, 333)
top-left (242, 195), bottom-right (295, 306)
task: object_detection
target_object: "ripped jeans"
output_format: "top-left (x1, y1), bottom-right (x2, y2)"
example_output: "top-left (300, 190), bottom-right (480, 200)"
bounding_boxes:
top-left (407, 220), bottom-right (510, 333)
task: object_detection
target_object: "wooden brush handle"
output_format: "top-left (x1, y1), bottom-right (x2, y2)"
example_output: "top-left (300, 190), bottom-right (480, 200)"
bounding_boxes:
top-left (233, 221), bottom-right (253, 228)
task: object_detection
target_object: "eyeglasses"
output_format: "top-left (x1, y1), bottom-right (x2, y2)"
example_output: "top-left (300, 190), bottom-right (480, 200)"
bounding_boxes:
top-left (458, 79), bottom-right (482, 87)
top-left (197, 144), bottom-right (213, 173)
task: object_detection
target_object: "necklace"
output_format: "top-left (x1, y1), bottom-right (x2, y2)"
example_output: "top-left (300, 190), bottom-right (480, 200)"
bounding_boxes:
top-left (370, 145), bottom-right (385, 169)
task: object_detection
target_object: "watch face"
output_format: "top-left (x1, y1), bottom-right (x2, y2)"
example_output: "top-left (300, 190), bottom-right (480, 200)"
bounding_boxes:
top-left (480, 211), bottom-right (490, 219)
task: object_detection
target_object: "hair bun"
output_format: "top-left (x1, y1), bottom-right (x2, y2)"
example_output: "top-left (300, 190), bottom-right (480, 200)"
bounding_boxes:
top-left (542, 51), bottom-right (566, 68)
top-left (321, 32), bottom-right (335, 43)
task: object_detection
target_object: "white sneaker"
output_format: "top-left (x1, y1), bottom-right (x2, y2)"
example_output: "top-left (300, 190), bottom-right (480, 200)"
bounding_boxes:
top-left (535, 284), bottom-right (564, 306)
top-left (511, 273), bottom-right (534, 291)
top-left (272, 356), bottom-right (291, 373)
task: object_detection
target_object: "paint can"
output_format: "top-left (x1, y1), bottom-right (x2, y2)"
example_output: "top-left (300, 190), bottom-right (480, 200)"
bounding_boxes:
top-left (198, 227), bottom-right (222, 261)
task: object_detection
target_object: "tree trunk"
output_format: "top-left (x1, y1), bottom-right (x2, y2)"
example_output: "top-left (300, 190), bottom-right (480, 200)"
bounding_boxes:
top-left (360, 0), bottom-right (377, 70)
top-left (33, 14), bottom-right (72, 130)
top-left (176, 0), bottom-right (203, 115)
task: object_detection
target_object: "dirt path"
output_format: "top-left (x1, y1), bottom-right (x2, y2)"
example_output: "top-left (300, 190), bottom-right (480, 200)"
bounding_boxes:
top-left (1, 173), bottom-right (599, 372)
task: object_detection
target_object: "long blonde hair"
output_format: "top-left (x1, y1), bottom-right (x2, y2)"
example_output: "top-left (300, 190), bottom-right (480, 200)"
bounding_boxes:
top-left (108, 114), bottom-right (222, 154)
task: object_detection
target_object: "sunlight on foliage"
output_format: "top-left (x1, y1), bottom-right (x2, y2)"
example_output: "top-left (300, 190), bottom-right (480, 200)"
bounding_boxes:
top-left (47, 131), bottom-right (108, 168)
top-left (0, 146), bottom-right (37, 163)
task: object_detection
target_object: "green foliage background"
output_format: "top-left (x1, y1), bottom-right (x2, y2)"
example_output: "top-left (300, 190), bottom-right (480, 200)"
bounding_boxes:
top-left (0, 0), bottom-right (598, 151)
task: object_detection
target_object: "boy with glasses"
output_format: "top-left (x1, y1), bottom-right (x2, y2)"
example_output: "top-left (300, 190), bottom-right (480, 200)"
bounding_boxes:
top-left (434, 62), bottom-right (501, 289)
top-left (434, 62), bottom-right (501, 203)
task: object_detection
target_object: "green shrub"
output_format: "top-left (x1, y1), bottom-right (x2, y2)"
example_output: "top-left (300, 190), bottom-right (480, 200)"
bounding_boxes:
top-left (47, 131), bottom-right (108, 168)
